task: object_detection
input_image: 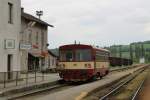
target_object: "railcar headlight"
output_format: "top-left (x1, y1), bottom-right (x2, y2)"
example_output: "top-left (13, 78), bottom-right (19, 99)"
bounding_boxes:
top-left (74, 64), bottom-right (77, 66)
top-left (59, 64), bottom-right (61, 67)
top-left (85, 64), bottom-right (87, 67)
top-left (57, 64), bottom-right (62, 70)
top-left (63, 64), bottom-right (65, 67)
top-left (88, 64), bottom-right (91, 67)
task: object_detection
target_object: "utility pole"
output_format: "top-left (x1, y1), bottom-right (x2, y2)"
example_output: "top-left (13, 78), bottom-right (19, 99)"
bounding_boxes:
top-left (119, 45), bottom-right (123, 66)
top-left (135, 43), bottom-right (138, 62)
top-left (130, 44), bottom-right (133, 61)
top-left (113, 45), bottom-right (117, 57)
top-left (141, 43), bottom-right (144, 58)
top-left (119, 45), bottom-right (122, 58)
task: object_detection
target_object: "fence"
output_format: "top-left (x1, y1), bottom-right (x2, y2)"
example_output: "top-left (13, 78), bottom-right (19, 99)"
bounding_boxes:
top-left (0, 70), bottom-right (58, 89)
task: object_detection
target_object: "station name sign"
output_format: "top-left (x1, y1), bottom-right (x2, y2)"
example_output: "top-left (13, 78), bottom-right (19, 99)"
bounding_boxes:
top-left (20, 43), bottom-right (32, 50)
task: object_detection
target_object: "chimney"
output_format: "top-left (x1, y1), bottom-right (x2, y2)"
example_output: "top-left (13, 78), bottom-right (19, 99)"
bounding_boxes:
top-left (21, 7), bottom-right (24, 13)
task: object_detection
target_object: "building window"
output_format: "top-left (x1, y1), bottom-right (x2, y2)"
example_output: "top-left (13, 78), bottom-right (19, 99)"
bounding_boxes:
top-left (8, 2), bottom-right (13, 24)
top-left (41, 32), bottom-right (44, 49)
top-left (41, 58), bottom-right (45, 66)
top-left (52, 59), bottom-right (55, 66)
top-left (36, 32), bottom-right (39, 45)
top-left (28, 30), bottom-right (32, 43)
top-left (48, 57), bottom-right (51, 66)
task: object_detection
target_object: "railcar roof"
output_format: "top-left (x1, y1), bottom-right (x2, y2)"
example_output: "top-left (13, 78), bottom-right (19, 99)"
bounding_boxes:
top-left (59, 44), bottom-right (92, 49)
top-left (93, 47), bottom-right (110, 53)
top-left (59, 44), bottom-right (110, 52)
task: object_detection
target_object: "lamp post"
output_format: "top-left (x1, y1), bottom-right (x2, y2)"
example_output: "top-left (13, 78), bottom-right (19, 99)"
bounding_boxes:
top-left (36, 11), bottom-right (43, 19)
top-left (36, 10), bottom-right (45, 70)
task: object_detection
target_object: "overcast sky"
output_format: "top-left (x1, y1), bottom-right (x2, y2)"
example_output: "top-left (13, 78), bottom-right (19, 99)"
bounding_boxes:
top-left (21, 0), bottom-right (150, 48)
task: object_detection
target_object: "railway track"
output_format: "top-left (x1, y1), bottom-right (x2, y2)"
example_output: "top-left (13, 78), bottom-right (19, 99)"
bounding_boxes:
top-left (131, 79), bottom-right (146, 100)
top-left (99, 65), bottom-right (149, 100)
top-left (132, 68), bottom-right (150, 100)
top-left (82, 64), bottom-right (149, 100)
top-left (109, 64), bottom-right (143, 73)
top-left (7, 64), bottom-right (144, 100)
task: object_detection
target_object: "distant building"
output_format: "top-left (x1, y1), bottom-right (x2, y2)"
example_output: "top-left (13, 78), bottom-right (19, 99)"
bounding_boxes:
top-left (50, 48), bottom-right (59, 57)
top-left (0, 0), bottom-right (21, 80)
top-left (139, 57), bottom-right (145, 64)
top-left (20, 8), bottom-right (54, 71)
top-left (47, 50), bottom-right (58, 72)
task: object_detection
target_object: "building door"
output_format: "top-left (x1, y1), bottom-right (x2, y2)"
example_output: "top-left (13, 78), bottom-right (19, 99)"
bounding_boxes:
top-left (41, 58), bottom-right (45, 70)
top-left (28, 53), bottom-right (39, 71)
top-left (7, 54), bottom-right (12, 80)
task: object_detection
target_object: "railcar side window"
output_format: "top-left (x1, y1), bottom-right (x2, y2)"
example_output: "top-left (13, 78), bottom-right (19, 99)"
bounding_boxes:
top-left (96, 51), bottom-right (109, 61)
top-left (76, 49), bottom-right (91, 61)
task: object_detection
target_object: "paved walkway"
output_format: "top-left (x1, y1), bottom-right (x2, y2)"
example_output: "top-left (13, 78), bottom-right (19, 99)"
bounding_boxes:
top-left (0, 73), bottom-right (60, 91)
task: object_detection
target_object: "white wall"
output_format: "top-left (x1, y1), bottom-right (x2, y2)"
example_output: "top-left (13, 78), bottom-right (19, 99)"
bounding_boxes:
top-left (0, 0), bottom-right (21, 72)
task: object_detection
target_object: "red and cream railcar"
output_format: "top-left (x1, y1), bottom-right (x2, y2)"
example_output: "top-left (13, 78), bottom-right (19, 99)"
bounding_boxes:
top-left (58, 44), bottom-right (110, 81)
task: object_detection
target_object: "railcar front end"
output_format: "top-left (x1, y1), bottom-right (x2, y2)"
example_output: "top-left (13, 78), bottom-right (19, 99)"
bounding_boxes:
top-left (58, 44), bottom-right (110, 82)
top-left (58, 45), bottom-right (94, 81)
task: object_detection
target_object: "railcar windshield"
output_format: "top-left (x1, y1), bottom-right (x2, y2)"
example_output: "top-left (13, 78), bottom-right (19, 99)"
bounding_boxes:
top-left (59, 49), bottom-right (92, 61)
top-left (60, 50), bottom-right (74, 61)
top-left (75, 49), bottom-right (91, 61)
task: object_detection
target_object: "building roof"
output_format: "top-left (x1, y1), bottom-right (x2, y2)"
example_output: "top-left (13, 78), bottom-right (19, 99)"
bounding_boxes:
top-left (21, 12), bottom-right (54, 27)
top-left (48, 50), bottom-right (58, 58)
top-left (28, 52), bottom-right (44, 58)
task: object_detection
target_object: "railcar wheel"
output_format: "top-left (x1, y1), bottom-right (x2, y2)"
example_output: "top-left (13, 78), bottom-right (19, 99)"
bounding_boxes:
top-left (100, 75), bottom-right (103, 79)
top-left (58, 79), bottom-right (66, 84)
top-left (96, 73), bottom-right (100, 78)
top-left (105, 70), bottom-right (109, 75)
top-left (89, 75), bottom-right (97, 81)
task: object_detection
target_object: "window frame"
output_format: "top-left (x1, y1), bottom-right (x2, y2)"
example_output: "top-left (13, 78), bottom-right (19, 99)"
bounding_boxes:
top-left (8, 2), bottom-right (13, 24)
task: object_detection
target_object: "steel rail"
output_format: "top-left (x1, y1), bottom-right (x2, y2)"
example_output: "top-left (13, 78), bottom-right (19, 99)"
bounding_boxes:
top-left (109, 64), bottom-right (142, 73)
top-left (99, 67), bottom-right (146, 100)
top-left (131, 79), bottom-right (145, 100)
top-left (131, 69), bottom-right (150, 100)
